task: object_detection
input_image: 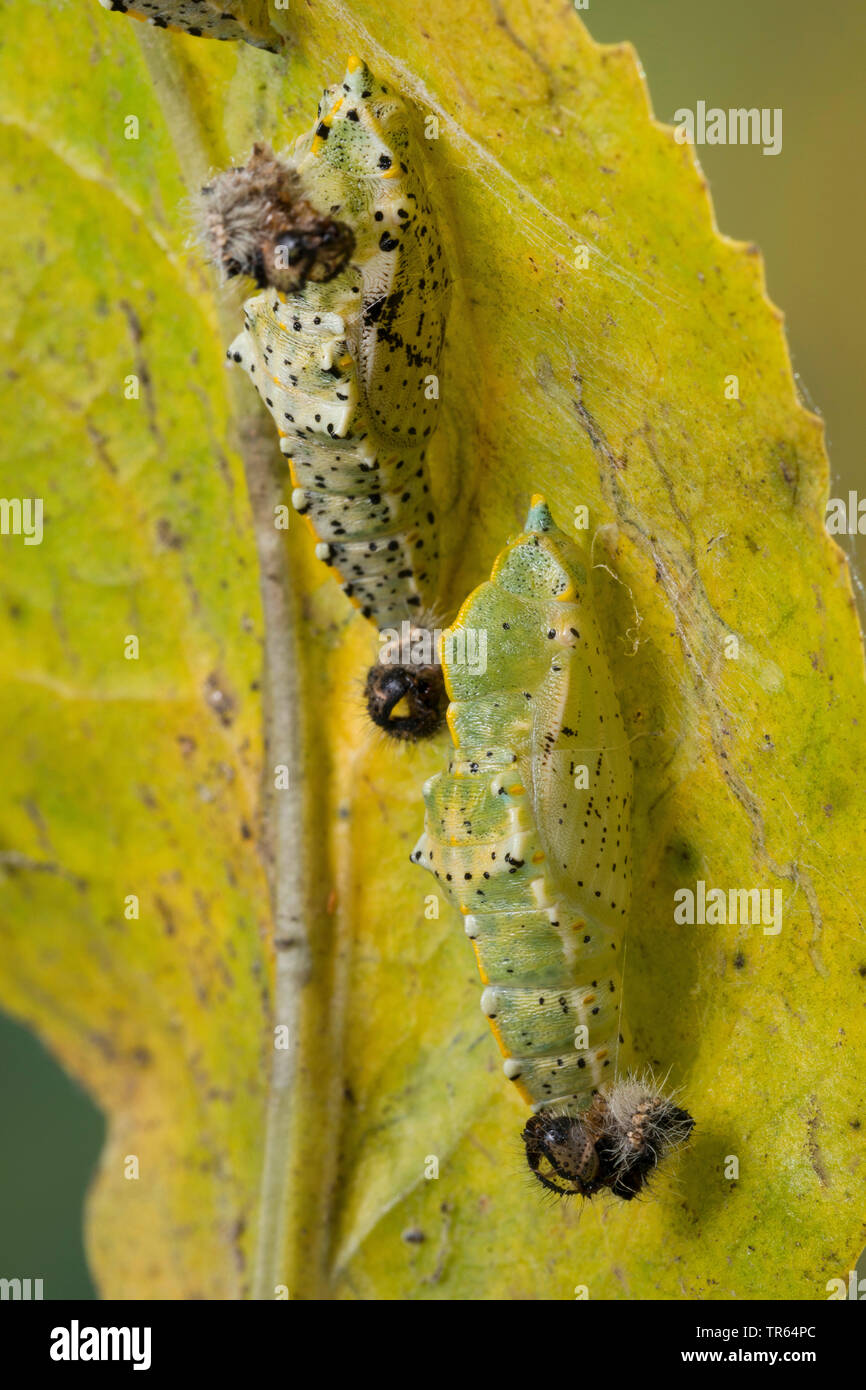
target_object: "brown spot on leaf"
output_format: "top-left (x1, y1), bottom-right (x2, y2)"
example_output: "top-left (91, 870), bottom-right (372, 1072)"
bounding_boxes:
top-left (155, 895), bottom-right (176, 937)
top-left (806, 1101), bottom-right (830, 1188)
top-left (156, 517), bottom-right (184, 550)
top-left (204, 672), bottom-right (237, 726)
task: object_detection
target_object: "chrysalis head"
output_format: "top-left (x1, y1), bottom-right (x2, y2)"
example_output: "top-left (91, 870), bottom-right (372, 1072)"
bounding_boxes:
top-left (522, 1080), bottom-right (694, 1200)
top-left (199, 144), bottom-right (355, 291)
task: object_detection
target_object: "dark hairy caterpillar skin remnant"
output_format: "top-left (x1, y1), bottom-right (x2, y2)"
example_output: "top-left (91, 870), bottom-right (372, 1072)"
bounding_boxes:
top-left (523, 1083), bottom-right (694, 1199)
top-left (201, 57), bottom-right (451, 739)
top-left (412, 498), bottom-right (694, 1197)
top-left (364, 658), bottom-right (446, 743)
top-left (201, 145), bottom-right (355, 293)
top-left (97, 0), bottom-right (280, 50)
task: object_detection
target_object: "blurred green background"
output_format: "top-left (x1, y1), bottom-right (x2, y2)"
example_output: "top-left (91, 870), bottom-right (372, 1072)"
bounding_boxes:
top-left (1, 0), bottom-right (863, 1300)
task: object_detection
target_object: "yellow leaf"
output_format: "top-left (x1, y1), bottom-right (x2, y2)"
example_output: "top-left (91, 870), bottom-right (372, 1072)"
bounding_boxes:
top-left (0, 0), bottom-right (863, 1300)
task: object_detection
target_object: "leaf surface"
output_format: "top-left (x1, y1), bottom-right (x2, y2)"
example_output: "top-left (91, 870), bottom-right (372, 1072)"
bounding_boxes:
top-left (0, 0), bottom-right (863, 1299)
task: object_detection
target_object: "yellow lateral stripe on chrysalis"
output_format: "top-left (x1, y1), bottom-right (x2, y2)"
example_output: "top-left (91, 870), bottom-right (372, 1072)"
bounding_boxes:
top-left (311, 95), bottom-right (345, 155)
top-left (486, 1015), bottom-right (512, 1060)
top-left (470, 939), bottom-right (489, 986)
top-left (445, 702), bottom-right (459, 745)
top-left (441, 623), bottom-right (463, 707)
top-left (510, 1076), bottom-right (535, 1107)
top-left (297, 510), bottom-right (324, 549)
top-left (444, 578), bottom-right (478, 706)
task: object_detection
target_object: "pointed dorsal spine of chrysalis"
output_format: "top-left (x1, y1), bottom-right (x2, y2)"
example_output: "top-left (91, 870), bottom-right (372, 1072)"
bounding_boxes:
top-left (412, 497), bottom-right (693, 1196)
top-left (96, 0), bottom-right (280, 51)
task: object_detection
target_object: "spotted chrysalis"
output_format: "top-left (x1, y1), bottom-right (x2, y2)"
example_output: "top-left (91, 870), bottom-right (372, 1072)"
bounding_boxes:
top-left (96, 0), bottom-right (279, 50)
top-left (412, 498), bottom-right (694, 1197)
top-left (202, 57), bottom-right (451, 739)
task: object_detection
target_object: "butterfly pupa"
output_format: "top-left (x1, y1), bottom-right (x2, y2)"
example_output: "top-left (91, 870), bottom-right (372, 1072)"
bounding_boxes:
top-left (96, 0), bottom-right (280, 51)
top-left (201, 58), bottom-right (451, 739)
top-left (412, 497), bottom-right (694, 1197)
